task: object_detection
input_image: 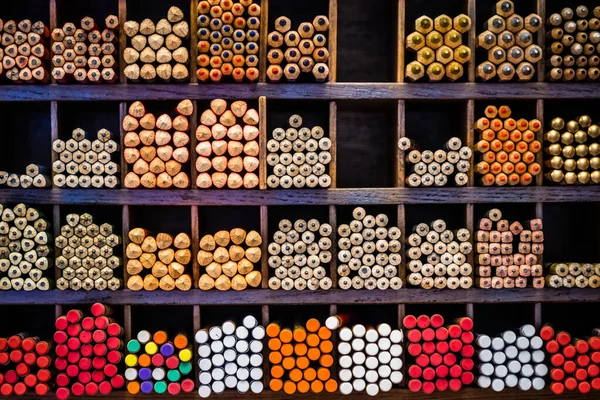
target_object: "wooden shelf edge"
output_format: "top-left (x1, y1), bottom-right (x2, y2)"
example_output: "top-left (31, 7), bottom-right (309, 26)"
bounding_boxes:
top-left (0, 187), bottom-right (599, 205)
top-left (1, 83), bottom-right (599, 101)
top-left (2, 288), bottom-right (598, 305)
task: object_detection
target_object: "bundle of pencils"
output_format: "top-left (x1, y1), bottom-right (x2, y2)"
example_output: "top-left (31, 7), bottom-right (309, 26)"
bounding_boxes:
top-left (475, 105), bottom-right (542, 186)
top-left (476, 0), bottom-right (542, 81)
top-left (475, 208), bottom-right (544, 289)
top-left (0, 18), bottom-right (50, 83)
top-left (52, 128), bottom-right (119, 189)
top-left (126, 228), bottom-right (193, 291)
top-left (545, 263), bottom-right (600, 289)
top-left (266, 318), bottom-right (338, 394)
top-left (267, 15), bottom-right (329, 82)
top-left (267, 114), bottom-right (331, 189)
top-left (544, 115), bottom-right (600, 184)
top-left (0, 333), bottom-right (53, 396)
top-left (0, 203), bottom-right (52, 291)
top-left (0, 164), bottom-right (49, 188)
top-left (197, 228), bottom-right (262, 290)
top-left (405, 14), bottom-right (472, 82)
top-left (407, 219), bottom-right (473, 289)
top-left (196, 99), bottom-right (259, 189)
top-left (51, 15), bottom-right (119, 83)
top-left (125, 331), bottom-right (195, 395)
top-left (55, 213), bottom-right (122, 291)
top-left (547, 6), bottom-right (600, 81)
top-left (124, 6), bottom-right (189, 82)
top-left (197, 0), bottom-right (261, 82)
top-left (268, 218), bottom-right (333, 290)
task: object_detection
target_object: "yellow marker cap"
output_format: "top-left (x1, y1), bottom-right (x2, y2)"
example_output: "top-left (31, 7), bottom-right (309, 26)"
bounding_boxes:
top-left (179, 348), bottom-right (192, 362)
top-left (144, 341), bottom-right (158, 355)
top-left (125, 354), bottom-right (138, 367)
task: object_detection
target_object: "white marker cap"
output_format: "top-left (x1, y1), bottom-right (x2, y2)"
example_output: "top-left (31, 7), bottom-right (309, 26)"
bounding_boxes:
top-left (379, 379), bottom-right (393, 392)
top-left (531, 350), bottom-right (545, 363)
top-left (236, 367), bottom-right (249, 381)
top-left (365, 356), bottom-right (379, 370)
top-left (340, 355), bottom-right (353, 368)
top-left (353, 379), bottom-right (366, 392)
top-left (534, 363), bottom-right (548, 377)
top-left (390, 371), bottom-right (403, 384)
top-left (389, 330), bottom-right (403, 343)
top-left (211, 368), bottom-right (225, 381)
top-left (251, 381), bottom-right (263, 394)
top-left (211, 380), bottom-right (225, 395)
top-left (199, 359), bottom-right (212, 371)
top-left (339, 327), bottom-right (353, 342)
top-left (491, 337), bottom-right (505, 351)
top-left (212, 353), bottom-right (225, 367)
top-left (502, 330), bottom-right (517, 344)
top-left (250, 367), bottom-right (263, 381)
top-left (243, 315), bottom-right (258, 329)
top-left (237, 354), bottom-right (249, 368)
top-left (209, 326), bottom-right (223, 341)
top-left (199, 372), bottom-right (212, 385)
top-left (518, 350), bottom-right (531, 364)
top-left (495, 364), bottom-right (508, 378)
top-left (339, 369), bottom-right (352, 382)
top-left (378, 351), bottom-right (391, 364)
top-left (532, 377), bottom-right (545, 390)
top-left (224, 349), bottom-right (236, 362)
top-left (477, 376), bottom-right (491, 389)
top-left (504, 345), bottom-right (518, 360)
top-left (493, 351), bottom-right (507, 365)
top-left (225, 375), bottom-right (237, 389)
top-left (377, 323), bottom-right (392, 337)
top-left (222, 335), bottom-right (236, 349)
top-left (365, 370), bottom-right (379, 383)
top-left (137, 330), bottom-right (151, 344)
top-left (366, 383), bottom-right (379, 396)
top-left (195, 329), bottom-right (209, 344)
top-left (520, 324), bottom-right (536, 338)
top-left (504, 374), bottom-right (518, 388)
top-left (250, 354), bottom-right (262, 367)
top-left (478, 349), bottom-right (492, 363)
top-left (235, 326), bottom-right (249, 340)
top-left (529, 336), bottom-right (543, 350)
top-left (476, 334), bottom-right (491, 349)
top-left (365, 329), bottom-right (379, 343)
top-left (378, 337), bottom-right (392, 351)
top-left (352, 365), bottom-right (366, 379)
top-left (516, 336), bottom-right (529, 350)
top-left (378, 365), bottom-right (391, 379)
top-left (518, 377), bottom-right (532, 391)
top-left (124, 368), bottom-right (138, 381)
top-left (198, 385), bottom-right (212, 398)
top-left (521, 364), bottom-right (534, 377)
top-left (252, 326), bottom-right (265, 340)
top-left (338, 342), bottom-right (351, 355)
top-left (507, 360), bottom-right (521, 374)
top-left (236, 380), bottom-right (249, 394)
top-left (353, 324), bottom-right (366, 338)
top-left (222, 321), bottom-right (236, 336)
top-left (340, 382), bottom-right (353, 395)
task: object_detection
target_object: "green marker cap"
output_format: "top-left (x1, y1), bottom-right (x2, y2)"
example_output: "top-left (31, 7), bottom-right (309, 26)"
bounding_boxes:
top-left (127, 339), bottom-right (141, 353)
top-left (154, 381), bottom-right (167, 394)
top-left (178, 362), bottom-right (192, 375)
top-left (167, 369), bottom-right (181, 382)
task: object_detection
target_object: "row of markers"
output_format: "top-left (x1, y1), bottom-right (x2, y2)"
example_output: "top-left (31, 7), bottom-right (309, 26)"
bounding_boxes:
top-left (0, 304), bottom-right (599, 396)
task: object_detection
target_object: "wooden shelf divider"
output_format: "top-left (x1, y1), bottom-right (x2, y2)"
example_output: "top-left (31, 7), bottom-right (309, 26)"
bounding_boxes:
top-left (190, 0), bottom-right (199, 84)
top-left (259, 0), bottom-right (269, 83)
top-left (259, 96), bottom-right (267, 189)
top-left (190, 100), bottom-right (199, 188)
top-left (260, 206), bottom-right (269, 289)
top-left (467, 0), bottom-right (476, 82)
top-left (328, 0), bottom-right (338, 83)
top-left (328, 205), bottom-right (337, 289)
top-left (118, 0), bottom-right (127, 83)
top-left (191, 206), bottom-right (200, 288)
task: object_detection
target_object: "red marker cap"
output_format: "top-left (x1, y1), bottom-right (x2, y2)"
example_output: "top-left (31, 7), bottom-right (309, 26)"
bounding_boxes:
top-left (56, 387), bottom-right (70, 400)
top-left (435, 327), bottom-right (449, 341)
top-left (14, 382), bottom-right (27, 396)
top-left (85, 382), bottom-right (99, 396)
top-left (579, 381), bottom-right (591, 394)
top-left (66, 364), bottom-right (79, 378)
top-left (0, 384), bottom-right (13, 397)
top-left (35, 383), bottom-right (49, 396)
top-left (67, 309), bottom-right (83, 324)
top-left (107, 323), bottom-right (123, 337)
top-left (104, 364), bottom-right (118, 378)
top-left (407, 330), bottom-right (422, 343)
top-left (79, 372), bottom-right (91, 384)
top-left (181, 378), bottom-right (194, 393)
top-left (95, 316), bottom-right (109, 330)
top-left (67, 352), bottom-right (81, 364)
top-left (551, 368), bottom-right (565, 381)
top-left (99, 381), bottom-right (113, 395)
top-left (79, 357), bottom-right (92, 371)
top-left (430, 314), bottom-right (444, 328)
top-left (107, 337), bottom-right (122, 350)
top-left (38, 355), bottom-right (51, 370)
top-left (403, 315), bottom-right (417, 329)
top-left (449, 339), bottom-right (463, 353)
top-left (449, 379), bottom-right (462, 392)
top-left (449, 365), bottom-right (462, 378)
top-left (35, 341), bottom-right (50, 355)
top-left (93, 330), bottom-right (106, 344)
top-left (408, 343), bottom-right (422, 356)
top-left (589, 337), bottom-right (600, 351)
top-left (422, 328), bottom-right (435, 342)
top-left (152, 353), bottom-right (164, 367)
top-left (0, 353), bottom-right (7, 365)
top-left (461, 372), bottom-right (474, 385)
top-left (593, 352), bottom-right (600, 364)
top-left (436, 341), bottom-right (449, 355)
top-left (540, 325), bottom-right (554, 341)
top-left (16, 362), bottom-right (29, 376)
top-left (92, 370), bottom-right (105, 383)
top-left (592, 378), bottom-right (600, 391)
top-left (408, 365), bottom-right (422, 379)
top-left (588, 364), bottom-right (599, 378)
top-left (55, 357), bottom-right (68, 371)
top-left (10, 350), bottom-right (23, 363)
top-left (460, 358), bottom-right (474, 371)
top-left (107, 350), bottom-right (122, 364)
top-left (577, 355), bottom-right (590, 367)
top-left (72, 382), bottom-right (85, 396)
top-left (55, 316), bottom-right (69, 331)
top-left (422, 381), bottom-right (435, 394)
top-left (564, 377), bottom-right (577, 391)
top-left (21, 338), bottom-right (36, 352)
top-left (82, 317), bottom-right (95, 331)
top-left (576, 368), bottom-right (588, 381)
top-left (23, 352), bottom-right (37, 366)
top-left (67, 337), bottom-right (81, 351)
top-left (166, 356), bottom-right (179, 370)
top-left (80, 344), bottom-right (93, 358)
top-left (93, 343), bottom-right (107, 357)
top-left (564, 360), bottom-right (576, 374)
top-left (80, 330), bottom-right (92, 344)
top-left (408, 379), bottom-right (422, 392)
top-left (56, 344), bottom-right (69, 358)
top-left (54, 331), bottom-right (68, 344)
top-left (37, 369), bottom-right (51, 383)
top-left (422, 342), bottom-right (435, 355)
top-left (461, 331), bottom-right (474, 344)
top-left (563, 345), bottom-right (576, 358)
top-left (448, 325), bottom-right (462, 338)
top-left (456, 317), bottom-right (473, 331)
top-left (435, 379), bottom-right (448, 391)
top-left (4, 371), bottom-right (17, 384)
top-left (56, 373), bottom-right (70, 387)
top-left (111, 374), bottom-right (125, 389)
top-left (416, 354), bottom-right (430, 367)
top-left (436, 365), bottom-right (449, 378)
top-left (550, 382), bottom-right (564, 395)
top-left (92, 357), bottom-right (106, 370)
top-left (417, 315), bottom-right (431, 329)
top-left (168, 382), bottom-right (181, 395)
top-left (557, 331), bottom-right (571, 346)
top-left (430, 353), bottom-right (443, 366)
top-left (443, 353), bottom-right (457, 366)
top-left (461, 345), bottom-right (474, 358)
top-left (546, 340), bottom-right (559, 354)
top-left (67, 324), bottom-right (82, 337)
top-left (91, 303), bottom-right (107, 317)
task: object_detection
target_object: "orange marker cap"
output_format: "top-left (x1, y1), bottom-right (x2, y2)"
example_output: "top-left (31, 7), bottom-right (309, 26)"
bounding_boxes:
top-left (127, 381), bottom-right (140, 394)
top-left (307, 347), bottom-right (321, 361)
top-left (138, 354), bottom-right (151, 367)
top-left (280, 344), bottom-right (293, 357)
top-left (320, 354), bottom-right (334, 368)
top-left (293, 327), bottom-right (307, 343)
top-left (317, 367), bottom-right (331, 381)
top-left (318, 327), bottom-right (332, 340)
top-left (289, 368), bottom-right (303, 382)
top-left (320, 340), bottom-right (333, 354)
top-left (297, 380), bottom-right (310, 393)
top-left (283, 381), bottom-right (297, 395)
top-left (279, 329), bottom-right (293, 344)
top-left (306, 319), bottom-right (320, 333)
top-left (270, 379), bottom-right (283, 392)
top-left (294, 343), bottom-right (307, 356)
top-left (306, 334), bottom-right (320, 348)
top-left (269, 351), bottom-right (283, 365)
top-left (325, 379), bottom-right (338, 393)
top-left (174, 334), bottom-right (188, 349)
top-left (311, 380), bottom-right (324, 393)
top-left (296, 356), bottom-right (310, 370)
top-left (303, 368), bottom-right (317, 382)
top-left (282, 357), bottom-right (296, 370)
top-left (271, 365), bottom-right (284, 379)
top-left (268, 338), bottom-right (282, 351)
top-left (153, 331), bottom-right (168, 345)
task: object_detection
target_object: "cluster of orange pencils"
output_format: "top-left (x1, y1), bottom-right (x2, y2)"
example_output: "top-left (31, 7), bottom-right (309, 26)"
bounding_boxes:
top-left (267, 318), bottom-right (337, 395)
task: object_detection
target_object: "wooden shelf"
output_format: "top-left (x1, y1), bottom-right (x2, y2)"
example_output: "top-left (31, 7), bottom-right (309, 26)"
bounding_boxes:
top-left (2, 288), bottom-right (598, 305)
top-left (0, 187), bottom-right (598, 205)
top-left (1, 83), bottom-right (599, 101)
